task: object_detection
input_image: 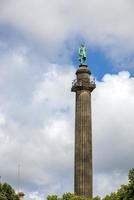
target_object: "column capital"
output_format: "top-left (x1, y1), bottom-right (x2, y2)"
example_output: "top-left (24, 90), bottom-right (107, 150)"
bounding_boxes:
top-left (71, 65), bottom-right (96, 92)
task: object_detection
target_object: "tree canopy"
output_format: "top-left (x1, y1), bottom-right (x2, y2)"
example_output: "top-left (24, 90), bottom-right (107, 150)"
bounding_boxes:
top-left (0, 183), bottom-right (19, 200)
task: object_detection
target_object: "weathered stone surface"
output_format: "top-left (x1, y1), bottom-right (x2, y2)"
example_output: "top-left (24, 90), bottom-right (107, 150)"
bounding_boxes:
top-left (71, 65), bottom-right (95, 198)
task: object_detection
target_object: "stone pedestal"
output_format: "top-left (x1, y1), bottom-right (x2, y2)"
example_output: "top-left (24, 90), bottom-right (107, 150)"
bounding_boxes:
top-left (71, 65), bottom-right (95, 198)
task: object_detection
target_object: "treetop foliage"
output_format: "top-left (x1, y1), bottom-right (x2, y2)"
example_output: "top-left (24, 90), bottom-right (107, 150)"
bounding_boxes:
top-left (0, 183), bottom-right (19, 200)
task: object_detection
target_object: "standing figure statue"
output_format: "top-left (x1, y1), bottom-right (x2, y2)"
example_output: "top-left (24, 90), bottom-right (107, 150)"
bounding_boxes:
top-left (79, 44), bottom-right (87, 65)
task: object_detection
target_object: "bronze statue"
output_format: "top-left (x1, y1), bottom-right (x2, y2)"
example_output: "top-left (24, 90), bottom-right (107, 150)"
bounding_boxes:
top-left (79, 44), bottom-right (87, 65)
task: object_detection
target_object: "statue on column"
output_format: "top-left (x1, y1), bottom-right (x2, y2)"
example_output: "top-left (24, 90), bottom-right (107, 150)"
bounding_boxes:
top-left (79, 44), bottom-right (87, 65)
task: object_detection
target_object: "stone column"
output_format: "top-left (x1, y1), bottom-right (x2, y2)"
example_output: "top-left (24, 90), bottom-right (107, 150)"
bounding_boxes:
top-left (71, 65), bottom-right (95, 198)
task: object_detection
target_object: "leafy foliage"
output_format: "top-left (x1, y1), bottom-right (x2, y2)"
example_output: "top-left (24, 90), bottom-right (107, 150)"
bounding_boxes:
top-left (47, 169), bottom-right (134, 200)
top-left (47, 192), bottom-right (101, 200)
top-left (0, 183), bottom-right (19, 200)
top-left (106, 168), bottom-right (134, 200)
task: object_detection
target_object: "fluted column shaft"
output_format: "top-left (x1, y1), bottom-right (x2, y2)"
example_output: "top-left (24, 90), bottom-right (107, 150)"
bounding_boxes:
top-left (75, 90), bottom-right (92, 197)
top-left (71, 65), bottom-right (95, 198)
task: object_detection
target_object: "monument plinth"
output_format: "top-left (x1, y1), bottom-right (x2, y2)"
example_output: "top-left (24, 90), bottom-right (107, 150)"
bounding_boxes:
top-left (71, 61), bottom-right (95, 197)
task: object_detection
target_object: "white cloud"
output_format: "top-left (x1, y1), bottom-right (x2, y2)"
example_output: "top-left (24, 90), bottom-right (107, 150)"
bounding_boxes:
top-left (0, 113), bottom-right (6, 125)
top-left (92, 71), bottom-right (134, 196)
top-left (28, 192), bottom-right (44, 200)
top-left (0, 0), bottom-right (134, 66)
top-left (33, 64), bottom-right (74, 109)
top-left (0, 44), bottom-right (74, 198)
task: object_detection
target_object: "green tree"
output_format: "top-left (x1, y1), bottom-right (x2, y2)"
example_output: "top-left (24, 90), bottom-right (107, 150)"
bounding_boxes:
top-left (102, 169), bottom-right (134, 200)
top-left (103, 192), bottom-right (117, 200)
top-left (0, 193), bottom-right (7, 200)
top-left (47, 195), bottom-right (58, 200)
top-left (62, 193), bottom-right (86, 200)
top-left (47, 192), bottom-right (99, 200)
top-left (0, 183), bottom-right (19, 200)
top-left (93, 197), bottom-right (101, 200)
top-left (116, 169), bottom-right (134, 200)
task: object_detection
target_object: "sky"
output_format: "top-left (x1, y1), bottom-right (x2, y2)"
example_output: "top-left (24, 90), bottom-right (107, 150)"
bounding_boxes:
top-left (0, 0), bottom-right (134, 199)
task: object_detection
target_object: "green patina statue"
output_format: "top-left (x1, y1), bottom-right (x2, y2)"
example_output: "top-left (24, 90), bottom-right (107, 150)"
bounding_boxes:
top-left (79, 44), bottom-right (87, 65)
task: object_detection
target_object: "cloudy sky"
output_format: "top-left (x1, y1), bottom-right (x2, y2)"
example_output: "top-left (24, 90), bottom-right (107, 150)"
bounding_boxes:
top-left (0, 0), bottom-right (134, 199)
